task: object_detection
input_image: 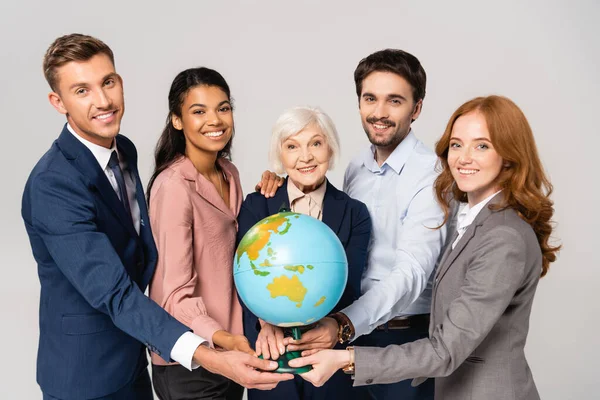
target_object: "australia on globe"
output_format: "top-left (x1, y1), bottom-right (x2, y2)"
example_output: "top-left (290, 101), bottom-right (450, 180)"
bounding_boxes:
top-left (234, 212), bottom-right (348, 328)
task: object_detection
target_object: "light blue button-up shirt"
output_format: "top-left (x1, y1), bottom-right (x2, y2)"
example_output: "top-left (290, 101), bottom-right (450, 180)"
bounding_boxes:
top-left (341, 131), bottom-right (448, 339)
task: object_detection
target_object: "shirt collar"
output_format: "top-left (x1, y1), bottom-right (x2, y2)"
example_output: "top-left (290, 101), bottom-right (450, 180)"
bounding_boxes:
top-left (456, 190), bottom-right (502, 231)
top-left (67, 123), bottom-right (117, 170)
top-left (362, 130), bottom-right (418, 174)
top-left (287, 178), bottom-right (327, 208)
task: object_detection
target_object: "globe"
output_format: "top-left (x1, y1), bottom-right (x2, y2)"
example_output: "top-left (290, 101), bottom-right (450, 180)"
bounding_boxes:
top-left (234, 211), bottom-right (348, 329)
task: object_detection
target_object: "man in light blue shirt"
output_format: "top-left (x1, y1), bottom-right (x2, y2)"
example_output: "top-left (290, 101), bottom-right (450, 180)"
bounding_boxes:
top-left (341, 49), bottom-right (447, 400)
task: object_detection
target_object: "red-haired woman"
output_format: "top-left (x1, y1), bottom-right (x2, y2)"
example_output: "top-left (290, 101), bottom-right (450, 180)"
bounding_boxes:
top-left (290, 95), bottom-right (560, 400)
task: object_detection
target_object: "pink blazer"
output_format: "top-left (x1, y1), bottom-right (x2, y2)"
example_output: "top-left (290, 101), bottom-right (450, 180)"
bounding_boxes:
top-left (149, 156), bottom-right (243, 365)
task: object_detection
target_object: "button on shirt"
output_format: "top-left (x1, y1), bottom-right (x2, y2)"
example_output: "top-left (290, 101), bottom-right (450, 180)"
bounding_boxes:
top-left (67, 124), bottom-right (205, 370)
top-left (341, 131), bottom-right (448, 339)
top-left (452, 191), bottom-right (502, 249)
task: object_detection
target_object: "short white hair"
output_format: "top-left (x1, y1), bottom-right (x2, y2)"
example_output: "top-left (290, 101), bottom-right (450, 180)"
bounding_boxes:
top-left (269, 106), bottom-right (341, 174)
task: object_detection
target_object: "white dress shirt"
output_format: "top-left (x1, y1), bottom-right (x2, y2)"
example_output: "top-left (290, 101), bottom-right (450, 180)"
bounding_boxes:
top-left (452, 191), bottom-right (502, 249)
top-left (67, 125), bottom-right (205, 370)
top-left (342, 131), bottom-right (448, 339)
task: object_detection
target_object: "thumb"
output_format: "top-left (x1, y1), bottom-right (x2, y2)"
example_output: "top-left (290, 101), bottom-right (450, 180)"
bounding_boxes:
top-left (245, 355), bottom-right (279, 371)
top-left (288, 355), bottom-right (313, 368)
top-left (243, 347), bottom-right (257, 357)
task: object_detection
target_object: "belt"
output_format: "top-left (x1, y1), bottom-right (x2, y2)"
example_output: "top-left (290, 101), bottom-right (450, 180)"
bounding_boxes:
top-left (375, 314), bottom-right (430, 331)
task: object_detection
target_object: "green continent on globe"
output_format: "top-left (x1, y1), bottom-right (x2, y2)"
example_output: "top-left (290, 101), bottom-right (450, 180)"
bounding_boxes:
top-left (267, 274), bottom-right (308, 308)
top-left (284, 265), bottom-right (306, 274)
top-left (236, 213), bottom-right (292, 267)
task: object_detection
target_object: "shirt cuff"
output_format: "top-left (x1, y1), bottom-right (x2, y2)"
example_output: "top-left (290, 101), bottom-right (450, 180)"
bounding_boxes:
top-left (341, 303), bottom-right (370, 340)
top-left (170, 331), bottom-right (207, 371)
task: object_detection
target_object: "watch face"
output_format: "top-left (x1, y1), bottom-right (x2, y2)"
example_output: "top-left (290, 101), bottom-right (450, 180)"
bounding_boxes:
top-left (340, 326), bottom-right (351, 342)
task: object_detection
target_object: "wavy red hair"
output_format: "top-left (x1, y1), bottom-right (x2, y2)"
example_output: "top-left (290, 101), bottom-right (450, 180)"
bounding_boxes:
top-left (434, 95), bottom-right (560, 276)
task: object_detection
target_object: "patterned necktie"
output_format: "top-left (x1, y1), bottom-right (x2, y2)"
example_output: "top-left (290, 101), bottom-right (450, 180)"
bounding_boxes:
top-left (108, 151), bottom-right (133, 222)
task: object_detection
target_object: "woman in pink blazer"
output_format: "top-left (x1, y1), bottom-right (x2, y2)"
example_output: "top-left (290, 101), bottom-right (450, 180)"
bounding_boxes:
top-left (147, 67), bottom-right (252, 400)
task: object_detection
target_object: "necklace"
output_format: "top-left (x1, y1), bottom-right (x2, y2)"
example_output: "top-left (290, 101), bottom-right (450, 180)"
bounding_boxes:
top-left (215, 165), bottom-right (224, 200)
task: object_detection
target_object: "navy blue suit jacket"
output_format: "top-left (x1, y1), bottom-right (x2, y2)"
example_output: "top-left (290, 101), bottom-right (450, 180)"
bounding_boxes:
top-left (236, 179), bottom-right (371, 347)
top-left (21, 125), bottom-right (189, 399)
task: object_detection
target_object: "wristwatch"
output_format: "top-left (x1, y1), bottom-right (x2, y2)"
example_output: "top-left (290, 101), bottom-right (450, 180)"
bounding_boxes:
top-left (342, 346), bottom-right (355, 375)
top-left (330, 312), bottom-right (354, 344)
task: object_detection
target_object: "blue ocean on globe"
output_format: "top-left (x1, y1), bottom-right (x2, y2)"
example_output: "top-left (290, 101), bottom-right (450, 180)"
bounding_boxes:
top-left (234, 212), bottom-right (348, 327)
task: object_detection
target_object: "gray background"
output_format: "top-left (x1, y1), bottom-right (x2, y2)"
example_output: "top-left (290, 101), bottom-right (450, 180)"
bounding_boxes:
top-left (1, 0), bottom-right (598, 398)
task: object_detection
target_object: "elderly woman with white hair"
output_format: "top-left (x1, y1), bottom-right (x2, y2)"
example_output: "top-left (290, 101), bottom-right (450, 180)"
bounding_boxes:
top-left (236, 106), bottom-right (372, 400)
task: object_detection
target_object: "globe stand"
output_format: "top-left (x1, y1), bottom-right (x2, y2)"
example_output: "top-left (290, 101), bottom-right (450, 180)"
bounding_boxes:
top-left (259, 327), bottom-right (312, 374)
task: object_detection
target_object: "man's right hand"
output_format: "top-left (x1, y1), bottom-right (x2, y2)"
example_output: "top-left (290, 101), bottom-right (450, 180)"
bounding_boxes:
top-left (193, 345), bottom-right (293, 390)
top-left (255, 170), bottom-right (284, 198)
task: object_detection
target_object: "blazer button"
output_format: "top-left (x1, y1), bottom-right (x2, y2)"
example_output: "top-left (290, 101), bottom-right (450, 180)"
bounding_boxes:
top-left (366, 378), bottom-right (374, 384)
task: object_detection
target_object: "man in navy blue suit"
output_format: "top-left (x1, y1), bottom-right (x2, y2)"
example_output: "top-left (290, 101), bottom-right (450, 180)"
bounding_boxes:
top-left (21, 33), bottom-right (291, 400)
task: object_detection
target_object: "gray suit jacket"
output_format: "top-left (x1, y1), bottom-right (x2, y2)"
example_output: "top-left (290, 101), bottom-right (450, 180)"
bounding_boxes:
top-left (354, 195), bottom-right (542, 400)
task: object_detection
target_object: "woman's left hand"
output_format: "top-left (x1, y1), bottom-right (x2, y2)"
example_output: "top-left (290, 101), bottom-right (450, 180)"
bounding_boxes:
top-left (214, 331), bottom-right (256, 356)
top-left (288, 349), bottom-right (350, 387)
top-left (285, 317), bottom-right (338, 351)
top-left (227, 335), bottom-right (255, 355)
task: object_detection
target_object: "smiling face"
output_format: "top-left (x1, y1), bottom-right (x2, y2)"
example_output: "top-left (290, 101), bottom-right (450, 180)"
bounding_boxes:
top-left (48, 53), bottom-right (124, 148)
top-left (280, 126), bottom-right (331, 193)
top-left (448, 111), bottom-right (504, 207)
top-left (172, 85), bottom-right (233, 158)
top-left (359, 71), bottom-right (422, 159)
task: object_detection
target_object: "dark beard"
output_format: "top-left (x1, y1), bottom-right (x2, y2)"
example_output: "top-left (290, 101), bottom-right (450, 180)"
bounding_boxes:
top-left (365, 128), bottom-right (404, 148)
top-left (363, 117), bottom-right (407, 148)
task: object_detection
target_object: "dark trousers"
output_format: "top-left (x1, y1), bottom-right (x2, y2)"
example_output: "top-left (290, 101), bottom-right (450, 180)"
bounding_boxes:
top-left (353, 324), bottom-right (434, 400)
top-left (43, 368), bottom-right (153, 400)
top-left (152, 364), bottom-right (244, 400)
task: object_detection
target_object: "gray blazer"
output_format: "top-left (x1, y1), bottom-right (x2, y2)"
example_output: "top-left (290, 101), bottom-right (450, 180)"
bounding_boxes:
top-left (354, 194), bottom-right (542, 400)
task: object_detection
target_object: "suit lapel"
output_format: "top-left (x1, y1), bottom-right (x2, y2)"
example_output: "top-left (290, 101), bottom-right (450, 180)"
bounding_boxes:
top-left (434, 230), bottom-right (459, 281)
top-left (267, 178), bottom-right (291, 215)
top-left (58, 128), bottom-right (138, 238)
top-left (118, 138), bottom-right (157, 286)
top-left (115, 136), bottom-right (145, 239)
top-left (183, 162), bottom-right (235, 218)
top-left (321, 181), bottom-right (346, 235)
top-left (434, 226), bottom-right (477, 285)
top-left (433, 195), bottom-right (502, 286)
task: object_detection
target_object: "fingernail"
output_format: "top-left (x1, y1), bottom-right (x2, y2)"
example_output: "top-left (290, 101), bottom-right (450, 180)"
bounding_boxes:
top-left (269, 361), bottom-right (278, 369)
top-left (279, 346), bottom-right (285, 354)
